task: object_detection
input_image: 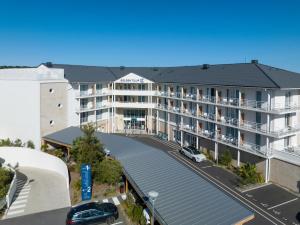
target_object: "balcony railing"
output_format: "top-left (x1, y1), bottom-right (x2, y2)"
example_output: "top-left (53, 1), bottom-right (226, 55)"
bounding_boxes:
top-left (80, 117), bottom-right (88, 123)
top-left (217, 134), bottom-right (238, 146)
top-left (240, 141), bottom-right (268, 156)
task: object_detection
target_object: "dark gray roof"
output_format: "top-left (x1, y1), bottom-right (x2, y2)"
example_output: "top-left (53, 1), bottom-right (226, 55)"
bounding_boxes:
top-left (47, 62), bottom-right (300, 88)
top-left (52, 64), bottom-right (117, 83)
top-left (44, 127), bottom-right (254, 225)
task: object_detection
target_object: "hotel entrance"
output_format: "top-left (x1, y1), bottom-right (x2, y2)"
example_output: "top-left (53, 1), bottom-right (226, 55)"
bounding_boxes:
top-left (123, 109), bottom-right (147, 132)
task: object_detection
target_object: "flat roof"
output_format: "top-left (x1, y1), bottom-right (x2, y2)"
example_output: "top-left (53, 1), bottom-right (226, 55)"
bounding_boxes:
top-left (44, 127), bottom-right (254, 225)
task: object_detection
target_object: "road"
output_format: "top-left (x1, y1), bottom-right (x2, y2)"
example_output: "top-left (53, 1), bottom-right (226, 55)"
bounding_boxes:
top-left (1, 205), bottom-right (126, 225)
top-left (132, 135), bottom-right (300, 225)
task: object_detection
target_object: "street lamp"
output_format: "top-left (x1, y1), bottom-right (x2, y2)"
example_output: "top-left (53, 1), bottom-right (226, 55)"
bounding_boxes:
top-left (148, 190), bottom-right (159, 225)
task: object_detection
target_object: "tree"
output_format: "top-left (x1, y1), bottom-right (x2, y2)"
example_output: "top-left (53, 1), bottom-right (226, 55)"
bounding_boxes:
top-left (219, 149), bottom-right (232, 168)
top-left (94, 159), bottom-right (122, 185)
top-left (71, 124), bottom-right (104, 175)
top-left (26, 140), bottom-right (35, 149)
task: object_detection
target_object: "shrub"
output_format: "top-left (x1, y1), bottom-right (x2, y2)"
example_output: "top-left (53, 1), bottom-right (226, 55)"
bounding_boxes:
top-left (238, 163), bottom-right (264, 185)
top-left (73, 179), bottom-right (81, 192)
top-left (0, 167), bottom-right (14, 198)
top-left (219, 149), bottom-right (232, 168)
top-left (94, 159), bottom-right (122, 185)
top-left (123, 192), bottom-right (146, 225)
top-left (26, 140), bottom-right (35, 149)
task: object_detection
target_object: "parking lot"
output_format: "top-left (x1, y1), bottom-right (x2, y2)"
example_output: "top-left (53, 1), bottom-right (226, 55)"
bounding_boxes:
top-left (133, 135), bottom-right (300, 225)
top-left (1, 204), bottom-right (127, 225)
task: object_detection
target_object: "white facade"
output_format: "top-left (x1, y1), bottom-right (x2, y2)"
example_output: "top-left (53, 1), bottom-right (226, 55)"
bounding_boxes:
top-left (1, 64), bottom-right (300, 183)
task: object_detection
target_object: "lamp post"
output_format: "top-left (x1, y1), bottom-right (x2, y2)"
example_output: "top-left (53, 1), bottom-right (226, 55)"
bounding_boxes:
top-left (148, 191), bottom-right (159, 225)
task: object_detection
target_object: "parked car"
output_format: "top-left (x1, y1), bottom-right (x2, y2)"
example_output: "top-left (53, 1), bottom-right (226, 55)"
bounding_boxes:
top-left (179, 146), bottom-right (206, 162)
top-left (103, 148), bottom-right (111, 156)
top-left (143, 208), bottom-right (151, 224)
top-left (66, 202), bottom-right (118, 225)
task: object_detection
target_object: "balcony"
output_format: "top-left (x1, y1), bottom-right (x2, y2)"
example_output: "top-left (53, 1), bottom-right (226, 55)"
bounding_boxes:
top-left (217, 134), bottom-right (238, 147)
top-left (76, 90), bottom-right (111, 98)
top-left (182, 93), bottom-right (197, 100)
top-left (272, 147), bottom-right (300, 166)
top-left (95, 102), bottom-right (111, 109)
top-left (239, 141), bottom-right (268, 156)
top-left (198, 112), bottom-right (215, 121)
top-left (113, 102), bottom-right (155, 108)
top-left (113, 89), bottom-right (155, 96)
top-left (239, 120), bottom-right (267, 133)
top-left (80, 117), bottom-right (88, 124)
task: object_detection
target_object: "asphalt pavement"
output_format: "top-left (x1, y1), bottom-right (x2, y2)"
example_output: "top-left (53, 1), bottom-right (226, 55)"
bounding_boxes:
top-left (133, 135), bottom-right (300, 225)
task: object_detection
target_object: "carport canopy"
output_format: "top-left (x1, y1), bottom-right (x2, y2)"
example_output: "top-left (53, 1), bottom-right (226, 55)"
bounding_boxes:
top-left (44, 126), bottom-right (254, 225)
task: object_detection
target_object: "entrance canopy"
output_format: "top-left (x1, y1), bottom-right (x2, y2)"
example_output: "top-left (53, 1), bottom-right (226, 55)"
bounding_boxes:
top-left (44, 127), bottom-right (254, 225)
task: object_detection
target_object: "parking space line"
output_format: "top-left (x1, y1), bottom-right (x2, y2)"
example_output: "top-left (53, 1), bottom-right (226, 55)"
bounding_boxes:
top-left (201, 165), bottom-right (212, 169)
top-left (12, 199), bottom-right (28, 205)
top-left (112, 222), bottom-right (123, 225)
top-left (112, 197), bottom-right (120, 205)
top-left (240, 183), bottom-right (272, 193)
top-left (9, 204), bottom-right (26, 210)
top-left (169, 151), bottom-right (285, 225)
top-left (14, 195), bottom-right (28, 200)
top-left (102, 199), bottom-right (108, 203)
top-left (267, 198), bottom-right (298, 210)
top-left (6, 209), bottom-right (25, 216)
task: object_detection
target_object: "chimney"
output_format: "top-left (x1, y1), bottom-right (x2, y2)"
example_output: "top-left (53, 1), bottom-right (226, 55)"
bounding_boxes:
top-left (202, 64), bottom-right (210, 69)
top-left (45, 62), bottom-right (53, 68)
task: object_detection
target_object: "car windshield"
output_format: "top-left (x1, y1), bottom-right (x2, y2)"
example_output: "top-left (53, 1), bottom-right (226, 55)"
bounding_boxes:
top-left (189, 147), bottom-right (199, 154)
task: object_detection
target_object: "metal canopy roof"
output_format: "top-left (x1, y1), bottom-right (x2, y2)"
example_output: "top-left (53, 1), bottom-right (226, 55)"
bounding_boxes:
top-left (44, 127), bottom-right (254, 225)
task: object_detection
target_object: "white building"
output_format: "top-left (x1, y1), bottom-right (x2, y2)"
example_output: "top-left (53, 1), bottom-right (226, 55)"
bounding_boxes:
top-left (1, 60), bottom-right (300, 192)
top-left (0, 65), bottom-right (68, 149)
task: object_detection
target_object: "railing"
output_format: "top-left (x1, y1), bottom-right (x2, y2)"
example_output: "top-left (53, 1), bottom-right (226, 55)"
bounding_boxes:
top-left (96, 103), bottom-right (110, 109)
top-left (217, 134), bottom-right (238, 146)
top-left (5, 166), bottom-right (17, 208)
top-left (240, 120), bottom-right (267, 133)
top-left (80, 117), bottom-right (88, 123)
top-left (272, 147), bottom-right (300, 166)
top-left (271, 102), bottom-right (300, 112)
top-left (198, 112), bottom-right (215, 121)
top-left (95, 90), bottom-right (111, 95)
top-left (217, 116), bottom-right (238, 126)
top-left (240, 141), bottom-right (268, 156)
top-left (182, 93), bottom-right (197, 100)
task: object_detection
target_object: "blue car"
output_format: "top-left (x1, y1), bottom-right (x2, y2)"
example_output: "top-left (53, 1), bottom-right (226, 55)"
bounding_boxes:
top-left (66, 202), bottom-right (118, 225)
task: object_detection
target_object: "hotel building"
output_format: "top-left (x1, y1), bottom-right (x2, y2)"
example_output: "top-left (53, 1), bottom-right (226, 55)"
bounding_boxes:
top-left (0, 60), bottom-right (300, 192)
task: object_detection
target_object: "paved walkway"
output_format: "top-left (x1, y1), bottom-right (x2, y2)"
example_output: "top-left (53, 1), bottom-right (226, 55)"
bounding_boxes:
top-left (5, 167), bottom-right (70, 219)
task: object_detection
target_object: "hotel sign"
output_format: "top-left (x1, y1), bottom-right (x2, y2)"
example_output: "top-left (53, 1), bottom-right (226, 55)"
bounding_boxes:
top-left (119, 78), bottom-right (145, 83)
top-left (116, 73), bottom-right (152, 84)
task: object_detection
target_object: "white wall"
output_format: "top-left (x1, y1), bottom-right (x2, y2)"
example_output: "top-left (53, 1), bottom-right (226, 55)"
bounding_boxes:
top-left (0, 80), bottom-right (41, 149)
top-left (67, 83), bottom-right (79, 126)
top-left (0, 147), bottom-right (69, 189)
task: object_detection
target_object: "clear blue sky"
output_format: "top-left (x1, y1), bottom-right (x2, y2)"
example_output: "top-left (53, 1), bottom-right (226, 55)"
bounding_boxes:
top-left (1, 0), bottom-right (300, 72)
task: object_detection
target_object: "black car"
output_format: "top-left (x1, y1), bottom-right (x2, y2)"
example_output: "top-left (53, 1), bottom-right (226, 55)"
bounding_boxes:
top-left (66, 202), bottom-right (118, 225)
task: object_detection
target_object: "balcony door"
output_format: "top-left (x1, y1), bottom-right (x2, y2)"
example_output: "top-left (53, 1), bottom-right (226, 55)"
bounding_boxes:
top-left (240, 133), bottom-right (245, 144)
top-left (256, 91), bottom-right (262, 108)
